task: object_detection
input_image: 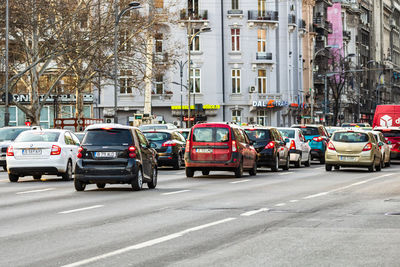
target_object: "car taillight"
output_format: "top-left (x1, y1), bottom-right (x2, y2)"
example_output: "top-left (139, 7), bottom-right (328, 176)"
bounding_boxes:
top-left (50, 145), bottom-right (61, 155)
top-left (265, 141), bottom-right (275, 149)
top-left (313, 136), bottom-right (323, 142)
top-left (162, 141), bottom-right (177, 147)
top-left (128, 146), bottom-right (136, 158)
top-left (77, 147), bottom-right (83, 158)
top-left (232, 140), bottom-right (238, 152)
top-left (327, 142), bottom-right (336, 151)
top-left (185, 140), bottom-right (190, 151)
top-left (362, 143), bottom-right (372, 151)
top-left (289, 140), bottom-right (296, 150)
top-left (6, 146), bottom-right (14, 156)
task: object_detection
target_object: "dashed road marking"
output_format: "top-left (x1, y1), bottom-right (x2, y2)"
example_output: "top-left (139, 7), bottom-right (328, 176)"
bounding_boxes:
top-left (303, 192), bottom-right (329, 199)
top-left (230, 179), bottom-right (250, 184)
top-left (58, 205), bottom-right (104, 214)
top-left (16, 188), bottom-right (55, 195)
top-left (240, 208), bottom-right (270, 217)
top-left (162, 190), bottom-right (191, 196)
top-left (278, 172), bottom-right (294, 176)
top-left (289, 200), bottom-right (299, 203)
top-left (275, 203), bottom-right (286, 207)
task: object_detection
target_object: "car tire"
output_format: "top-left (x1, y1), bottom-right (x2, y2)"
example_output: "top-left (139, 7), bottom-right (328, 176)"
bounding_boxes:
top-left (62, 161), bottom-right (73, 181)
top-left (96, 183), bottom-right (106, 189)
top-left (148, 166), bottom-right (158, 189)
top-left (202, 170), bottom-right (210, 176)
top-left (294, 156), bottom-right (301, 168)
top-left (325, 164), bottom-right (332, 171)
top-left (3, 166), bottom-right (6, 171)
top-left (304, 153), bottom-right (311, 167)
top-left (33, 175), bottom-right (42, 180)
top-left (385, 159), bottom-right (391, 167)
top-left (282, 156), bottom-right (290, 170)
top-left (131, 167), bottom-right (143, 191)
top-left (173, 154), bottom-right (182, 170)
top-left (320, 157), bottom-right (325, 164)
top-left (186, 167), bottom-right (195, 178)
top-left (249, 162), bottom-right (257, 176)
top-left (234, 161), bottom-right (243, 178)
top-left (334, 166), bottom-right (340, 170)
top-left (368, 160), bottom-right (375, 172)
top-left (271, 155), bottom-right (279, 172)
top-left (376, 160), bottom-right (382, 172)
top-left (74, 178), bottom-right (86, 191)
top-left (9, 173), bottom-right (19, 182)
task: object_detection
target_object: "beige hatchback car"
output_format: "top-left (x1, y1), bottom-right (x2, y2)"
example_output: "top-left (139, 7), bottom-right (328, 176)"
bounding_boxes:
top-left (325, 130), bottom-right (382, 172)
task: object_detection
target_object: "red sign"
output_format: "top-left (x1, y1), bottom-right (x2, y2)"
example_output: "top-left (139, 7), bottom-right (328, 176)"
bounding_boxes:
top-left (25, 121), bottom-right (31, 126)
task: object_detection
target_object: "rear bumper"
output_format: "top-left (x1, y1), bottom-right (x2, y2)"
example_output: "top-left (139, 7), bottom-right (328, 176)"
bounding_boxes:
top-left (289, 149), bottom-right (301, 162)
top-left (7, 156), bottom-right (67, 173)
top-left (325, 151), bottom-right (374, 166)
top-left (311, 149), bottom-right (325, 159)
top-left (185, 152), bottom-right (240, 169)
top-left (157, 152), bottom-right (178, 166)
top-left (390, 150), bottom-right (400, 159)
top-left (257, 150), bottom-right (275, 167)
top-left (9, 167), bottom-right (59, 176)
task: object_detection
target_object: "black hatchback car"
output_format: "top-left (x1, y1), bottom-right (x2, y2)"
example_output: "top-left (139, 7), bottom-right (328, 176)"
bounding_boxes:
top-left (244, 126), bottom-right (290, 172)
top-left (143, 130), bottom-right (186, 169)
top-left (74, 124), bottom-right (158, 191)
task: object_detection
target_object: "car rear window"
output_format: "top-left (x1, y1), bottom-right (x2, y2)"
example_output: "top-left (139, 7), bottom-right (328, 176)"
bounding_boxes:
top-left (379, 130), bottom-right (400, 138)
top-left (245, 129), bottom-right (271, 141)
top-left (193, 127), bottom-right (230, 142)
top-left (143, 132), bottom-right (170, 142)
top-left (16, 131), bottom-right (60, 142)
top-left (139, 125), bottom-right (168, 131)
top-left (293, 127), bottom-right (319, 136)
top-left (179, 131), bottom-right (189, 140)
top-left (84, 129), bottom-right (133, 145)
top-left (278, 129), bottom-right (295, 139)
top-left (0, 128), bottom-right (28, 141)
top-left (333, 132), bottom-right (369, 143)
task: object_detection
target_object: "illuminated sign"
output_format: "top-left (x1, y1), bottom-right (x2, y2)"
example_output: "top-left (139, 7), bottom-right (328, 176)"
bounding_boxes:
top-left (171, 105), bottom-right (220, 110)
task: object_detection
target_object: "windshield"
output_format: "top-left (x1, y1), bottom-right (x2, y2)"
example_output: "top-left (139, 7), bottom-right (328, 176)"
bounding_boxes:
top-left (293, 127), bottom-right (319, 136)
top-left (143, 132), bottom-right (170, 142)
top-left (0, 128), bottom-right (28, 142)
top-left (139, 125), bottom-right (168, 131)
top-left (333, 132), bottom-right (369, 143)
top-left (16, 131), bottom-right (60, 142)
top-left (245, 129), bottom-right (271, 141)
top-left (193, 127), bottom-right (230, 142)
top-left (278, 129), bottom-right (295, 139)
top-left (75, 133), bottom-right (85, 142)
top-left (84, 129), bottom-right (133, 145)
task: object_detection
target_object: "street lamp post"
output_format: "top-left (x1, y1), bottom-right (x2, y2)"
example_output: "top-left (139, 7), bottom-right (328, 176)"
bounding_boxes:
top-left (113, 1), bottom-right (141, 124)
top-left (173, 61), bottom-right (187, 128)
top-left (5, 0), bottom-right (10, 126)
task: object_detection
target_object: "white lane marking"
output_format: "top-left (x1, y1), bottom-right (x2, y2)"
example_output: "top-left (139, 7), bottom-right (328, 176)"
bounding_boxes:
top-left (58, 205), bottom-right (104, 214)
top-left (278, 172), bottom-right (294, 176)
top-left (289, 200), bottom-right (299, 203)
top-left (62, 217), bottom-right (236, 267)
top-left (275, 203), bottom-right (286, 207)
top-left (162, 190), bottom-right (191, 196)
top-left (303, 192), bottom-right (329, 199)
top-left (0, 179), bottom-right (8, 182)
top-left (230, 179), bottom-right (250, 184)
top-left (314, 167), bottom-right (324, 170)
top-left (16, 188), bottom-right (55, 195)
top-left (240, 208), bottom-right (270, 217)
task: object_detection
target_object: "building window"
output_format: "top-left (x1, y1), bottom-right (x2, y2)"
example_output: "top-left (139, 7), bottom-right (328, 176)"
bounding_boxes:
top-left (120, 69), bottom-right (133, 94)
top-left (40, 106), bottom-right (50, 128)
top-left (154, 75), bottom-right (164, 94)
top-left (257, 110), bottom-right (269, 126)
top-left (61, 105), bottom-right (75, 118)
top-left (119, 30), bottom-right (131, 51)
top-left (155, 33), bottom-right (163, 53)
top-left (232, 110), bottom-right (242, 124)
top-left (257, 29), bottom-right (266, 52)
top-left (155, 0), bottom-right (164, 8)
top-left (232, 0), bottom-right (239, 10)
top-left (258, 69), bottom-right (267, 94)
top-left (231, 69), bottom-right (241, 94)
top-left (258, 0), bottom-right (266, 16)
top-left (190, 28), bottom-right (200, 51)
top-left (231, 28), bottom-right (240, 52)
top-left (190, 68), bottom-right (201, 93)
top-left (9, 106), bottom-right (17, 126)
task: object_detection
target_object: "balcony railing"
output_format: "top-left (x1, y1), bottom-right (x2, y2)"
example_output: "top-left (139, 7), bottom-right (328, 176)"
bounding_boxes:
top-left (343, 30), bottom-right (351, 39)
top-left (180, 9), bottom-right (208, 20)
top-left (256, 52), bottom-right (273, 60)
top-left (299, 19), bottom-right (306, 29)
top-left (248, 10), bottom-right (279, 21)
top-left (227, 9), bottom-right (243, 15)
top-left (288, 14), bottom-right (296, 24)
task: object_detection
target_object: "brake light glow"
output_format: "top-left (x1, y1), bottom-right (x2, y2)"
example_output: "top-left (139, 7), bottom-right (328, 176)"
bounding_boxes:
top-left (362, 143), bottom-right (372, 151)
top-left (77, 147), bottom-right (83, 158)
top-left (300, 126), bottom-right (307, 128)
top-left (50, 145), bottom-right (61, 155)
top-left (232, 140), bottom-right (238, 152)
top-left (289, 140), bottom-right (296, 150)
top-left (102, 127), bottom-right (113, 130)
top-left (128, 146), bottom-right (136, 152)
top-left (327, 142), bottom-right (336, 151)
top-left (6, 146), bottom-right (14, 156)
top-left (265, 141), bottom-right (275, 149)
top-left (128, 146), bottom-right (137, 158)
top-left (162, 141), bottom-right (177, 147)
top-left (313, 136), bottom-right (323, 142)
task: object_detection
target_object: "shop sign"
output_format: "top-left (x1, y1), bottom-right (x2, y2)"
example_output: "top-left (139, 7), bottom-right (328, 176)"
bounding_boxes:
top-left (171, 104), bottom-right (220, 110)
top-left (252, 100), bottom-right (289, 108)
top-left (9, 94), bottom-right (94, 103)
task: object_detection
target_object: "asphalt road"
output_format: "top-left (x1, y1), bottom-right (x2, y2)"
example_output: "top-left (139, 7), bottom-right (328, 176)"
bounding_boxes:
top-left (1, 162), bottom-right (400, 267)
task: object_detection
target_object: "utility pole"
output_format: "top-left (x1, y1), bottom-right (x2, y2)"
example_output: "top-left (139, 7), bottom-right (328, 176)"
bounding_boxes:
top-left (5, 0), bottom-right (10, 126)
top-left (143, 0), bottom-right (154, 123)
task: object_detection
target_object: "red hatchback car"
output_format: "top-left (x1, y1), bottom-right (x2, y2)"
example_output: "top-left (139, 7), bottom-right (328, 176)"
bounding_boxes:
top-left (185, 122), bottom-right (257, 178)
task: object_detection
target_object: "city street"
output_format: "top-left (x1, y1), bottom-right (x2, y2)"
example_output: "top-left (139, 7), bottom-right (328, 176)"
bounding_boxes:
top-left (1, 164), bottom-right (400, 266)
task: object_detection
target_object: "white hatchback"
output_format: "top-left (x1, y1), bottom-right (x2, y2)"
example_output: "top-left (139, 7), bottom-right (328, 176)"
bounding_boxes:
top-left (278, 127), bottom-right (311, 167)
top-left (6, 129), bottom-right (80, 182)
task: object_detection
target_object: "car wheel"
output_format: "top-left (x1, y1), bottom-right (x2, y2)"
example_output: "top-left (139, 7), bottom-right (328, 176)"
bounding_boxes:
top-left (271, 155), bottom-right (279, 172)
top-left (320, 157), bottom-right (325, 164)
top-left (148, 166), bottom-right (158, 189)
top-left (3, 166), bottom-right (6, 171)
top-left (385, 159), bottom-right (391, 167)
top-left (249, 162), bottom-right (257, 176)
top-left (334, 166), bottom-right (340, 170)
top-left (33, 175), bottom-right (42, 180)
top-left (9, 173), bottom-right (19, 182)
top-left (173, 154), bottom-right (182, 170)
top-left (132, 167), bottom-right (143, 191)
top-left (368, 160), bottom-right (375, 172)
top-left (74, 178), bottom-right (86, 191)
top-left (376, 159), bottom-right (382, 172)
top-left (325, 164), bottom-right (332, 171)
top-left (234, 161), bottom-right (243, 178)
top-left (62, 161), bottom-right (73, 181)
top-left (304, 153), bottom-right (311, 167)
top-left (294, 155), bottom-right (301, 168)
top-left (282, 156), bottom-right (290, 170)
top-left (186, 167), bottom-right (195, 178)
top-left (202, 170), bottom-right (210, 176)
top-left (96, 183), bottom-right (106, 189)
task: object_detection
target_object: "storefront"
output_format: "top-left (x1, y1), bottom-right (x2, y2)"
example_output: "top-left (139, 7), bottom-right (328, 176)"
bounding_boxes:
top-left (251, 100), bottom-right (305, 126)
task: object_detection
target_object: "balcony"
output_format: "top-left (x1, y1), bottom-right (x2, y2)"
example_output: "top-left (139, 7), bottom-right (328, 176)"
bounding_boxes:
top-left (153, 52), bottom-right (169, 64)
top-left (288, 15), bottom-right (296, 24)
top-left (299, 19), bottom-right (306, 29)
top-left (248, 10), bottom-right (279, 27)
top-left (180, 9), bottom-right (209, 25)
top-left (313, 17), bottom-right (333, 34)
top-left (343, 30), bottom-right (351, 40)
top-left (227, 9), bottom-right (244, 18)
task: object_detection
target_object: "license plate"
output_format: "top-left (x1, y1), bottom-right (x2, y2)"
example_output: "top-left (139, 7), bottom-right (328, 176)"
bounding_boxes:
top-left (95, 152), bottom-right (117, 158)
top-left (22, 149), bottom-right (42, 155)
top-left (339, 156), bottom-right (357, 162)
top-left (196, 148), bottom-right (213, 153)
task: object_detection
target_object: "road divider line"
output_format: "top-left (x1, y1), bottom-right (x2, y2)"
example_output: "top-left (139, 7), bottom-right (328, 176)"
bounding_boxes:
top-left (16, 188), bottom-right (55, 195)
top-left (303, 192), bottom-right (329, 199)
top-left (162, 190), bottom-right (191, 196)
top-left (241, 208), bottom-right (269, 217)
top-left (58, 205), bottom-right (104, 214)
top-left (275, 203), bottom-right (286, 207)
top-left (230, 179), bottom-right (250, 184)
top-left (289, 200), bottom-right (299, 203)
top-left (278, 172), bottom-right (294, 176)
top-left (62, 217), bottom-right (236, 267)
